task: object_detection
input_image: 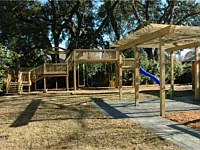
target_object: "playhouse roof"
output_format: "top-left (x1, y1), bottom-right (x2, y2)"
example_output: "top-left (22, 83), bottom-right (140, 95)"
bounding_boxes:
top-left (111, 24), bottom-right (200, 52)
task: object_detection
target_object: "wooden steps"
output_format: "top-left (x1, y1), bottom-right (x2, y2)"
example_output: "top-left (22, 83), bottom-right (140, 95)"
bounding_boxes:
top-left (6, 82), bottom-right (22, 95)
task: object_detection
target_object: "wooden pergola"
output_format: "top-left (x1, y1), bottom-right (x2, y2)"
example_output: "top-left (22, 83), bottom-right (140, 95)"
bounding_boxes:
top-left (111, 24), bottom-right (200, 117)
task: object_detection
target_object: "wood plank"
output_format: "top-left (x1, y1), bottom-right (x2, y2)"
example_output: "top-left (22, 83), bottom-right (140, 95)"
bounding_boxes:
top-left (170, 52), bottom-right (174, 91)
top-left (116, 25), bottom-right (174, 51)
top-left (159, 38), bottom-right (165, 117)
top-left (134, 46), bottom-right (139, 106)
top-left (76, 59), bottom-right (117, 63)
top-left (66, 75), bottom-right (69, 91)
top-left (167, 42), bottom-right (200, 52)
top-left (119, 51), bottom-right (123, 100)
top-left (194, 46), bottom-right (199, 100)
top-left (44, 76), bottom-right (46, 90)
top-left (73, 62), bottom-right (77, 91)
top-left (115, 62), bottom-right (119, 88)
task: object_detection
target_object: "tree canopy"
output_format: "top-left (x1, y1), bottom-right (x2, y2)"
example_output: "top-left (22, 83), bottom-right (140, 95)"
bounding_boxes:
top-left (0, 0), bottom-right (199, 66)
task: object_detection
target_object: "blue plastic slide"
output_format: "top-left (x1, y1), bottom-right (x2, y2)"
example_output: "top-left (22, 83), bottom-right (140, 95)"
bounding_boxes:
top-left (139, 66), bottom-right (160, 84)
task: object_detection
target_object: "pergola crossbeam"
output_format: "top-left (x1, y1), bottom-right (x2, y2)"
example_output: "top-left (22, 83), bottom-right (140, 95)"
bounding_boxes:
top-left (167, 42), bottom-right (200, 52)
top-left (116, 25), bottom-right (174, 51)
top-left (111, 23), bottom-right (200, 117)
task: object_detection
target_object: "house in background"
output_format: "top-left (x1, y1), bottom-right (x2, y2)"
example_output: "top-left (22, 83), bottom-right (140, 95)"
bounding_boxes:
top-left (182, 53), bottom-right (200, 91)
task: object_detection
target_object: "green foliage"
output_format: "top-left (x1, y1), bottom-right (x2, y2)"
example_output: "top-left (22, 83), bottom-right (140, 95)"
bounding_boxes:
top-left (175, 64), bottom-right (192, 84)
top-left (139, 51), bottom-right (184, 85)
top-left (0, 44), bottom-right (13, 91)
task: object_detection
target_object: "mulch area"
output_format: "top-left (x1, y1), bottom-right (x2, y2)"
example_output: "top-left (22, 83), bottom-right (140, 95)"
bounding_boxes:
top-left (165, 111), bottom-right (200, 131)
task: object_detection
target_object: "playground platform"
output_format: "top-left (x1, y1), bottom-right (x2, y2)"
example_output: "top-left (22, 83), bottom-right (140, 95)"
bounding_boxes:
top-left (93, 97), bottom-right (200, 150)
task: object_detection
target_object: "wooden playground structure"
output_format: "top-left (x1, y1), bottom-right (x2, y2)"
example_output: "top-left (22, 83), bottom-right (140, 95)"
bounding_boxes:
top-left (5, 24), bottom-right (200, 117)
top-left (5, 49), bottom-right (134, 93)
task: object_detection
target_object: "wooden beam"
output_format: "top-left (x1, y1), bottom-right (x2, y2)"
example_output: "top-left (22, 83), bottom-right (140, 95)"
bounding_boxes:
top-left (117, 26), bottom-right (174, 51)
top-left (66, 75), bottom-right (69, 91)
top-left (170, 52), bottom-right (174, 91)
top-left (73, 62), bottom-right (77, 91)
top-left (159, 38), bottom-right (165, 117)
top-left (73, 50), bottom-right (77, 90)
top-left (134, 46), bottom-right (139, 106)
top-left (76, 59), bottom-right (117, 63)
top-left (115, 62), bottom-right (119, 88)
top-left (167, 42), bottom-right (200, 52)
top-left (194, 46), bottom-right (199, 100)
top-left (44, 76), bottom-right (46, 90)
top-left (119, 51), bottom-right (123, 100)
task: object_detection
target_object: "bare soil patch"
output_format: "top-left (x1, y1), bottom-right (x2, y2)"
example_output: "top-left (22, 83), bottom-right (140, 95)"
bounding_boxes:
top-left (0, 93), bottom-right (181, 150)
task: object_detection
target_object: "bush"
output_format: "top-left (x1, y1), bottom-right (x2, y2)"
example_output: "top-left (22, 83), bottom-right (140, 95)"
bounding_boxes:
top-left (175, 64), bottom-right (192, 84)
top-left (139, 51), bottom-right (184, 85)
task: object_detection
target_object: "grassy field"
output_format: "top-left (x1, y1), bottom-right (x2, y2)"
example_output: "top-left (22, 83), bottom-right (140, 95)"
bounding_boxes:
top-left (0, 87), bottom-right (188, 150)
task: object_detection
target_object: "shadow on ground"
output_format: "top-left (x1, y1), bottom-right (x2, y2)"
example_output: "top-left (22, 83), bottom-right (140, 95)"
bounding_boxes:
top-left (92, 98), bottom-right (130, 119)
top-left (10, 99), bottom-right (41, 127)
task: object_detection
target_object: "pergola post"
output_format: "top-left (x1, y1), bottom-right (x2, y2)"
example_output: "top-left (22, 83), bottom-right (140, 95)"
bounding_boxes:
top-left (73, 62), bottom-right (77, 91)
top-left (170, 51), bottom-right (174, 91)
top-left (134, 46), bottom-right (139, 106)
top-left (66, 75), bottom-right (69, 91)
top-left (119, 51), bottom-right (123, 99)
top-left (194, 46), bottom-right (199, 101)
top-left (115, 62), bottom-right (119, 88)
top-left (73, 50), bottom-right (77, 91)
top-left (44, 76), bottom-right (46, 90)
top-left (159, 38), bottom-right (165, 117)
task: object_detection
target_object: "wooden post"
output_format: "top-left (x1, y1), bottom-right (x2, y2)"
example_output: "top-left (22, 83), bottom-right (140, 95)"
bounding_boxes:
top-left (170, 51), bottom-right (174, 91)
top-left (134, 46), bottom-right (139, 106)
top-left (28, 72), bottom-right (31, 93)
top-left (34, 82), bottom-right (37, 91)
top-left (66, 75), bottom-right (69, 91)
top-left (43, 63), bottom-right (47, 90)
top-left (159, 38), bottom-right (165, 117)
top-left (44, 76), bottom-right (46, 90)
top-left (132, 70), bottom-right (135, 88)
top-left (119, 51), bottom-right (123, 99)
top-left (56, 79), bottom-right (58, 89)
top-left (194, 46), bottom-right (199, 100)
top-left (73, 50), bottom-right (77, 90)
top-left (115, 62), bottom-right (119, 88)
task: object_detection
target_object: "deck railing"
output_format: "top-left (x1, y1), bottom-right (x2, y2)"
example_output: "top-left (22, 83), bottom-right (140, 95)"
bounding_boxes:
top-left (6, 73), bottom-right (11, 94)
top-left (45, 63), bottom-right (67, 74)
top-left (21, 72), bottom-right (31, 85)
top-left (18, 72), bottom-right (22, 94)
top-left (74, 49), bottom-right (117, 61)
top-left (122, 58), bottom-right (135, 67)
top-left (30, 64), bottom-right (44, 81)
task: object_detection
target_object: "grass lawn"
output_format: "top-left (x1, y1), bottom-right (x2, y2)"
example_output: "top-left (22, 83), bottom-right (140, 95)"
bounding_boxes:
top-left (0, 87), bottom-right (186, 150)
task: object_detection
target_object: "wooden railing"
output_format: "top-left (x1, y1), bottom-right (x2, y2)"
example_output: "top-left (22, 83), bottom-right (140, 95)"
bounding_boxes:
top-left (18, 72), bottom-right (22, 94)
top-left (21, 72), bottom-right (31, 85)
top-left (74, 49), bottom-right (117, 61)
top-left (122, 58), bottom-right (135, 67)
top-left (65, 51), bottom-right (74, 71)
top-left (30, 64), bottom-right (44, 81)
top-left (45, 63), bottom-right (67, 74)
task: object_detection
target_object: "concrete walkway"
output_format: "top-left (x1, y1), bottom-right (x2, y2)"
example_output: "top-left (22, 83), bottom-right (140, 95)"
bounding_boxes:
top-left (93, 97), bottom-right (200, 150)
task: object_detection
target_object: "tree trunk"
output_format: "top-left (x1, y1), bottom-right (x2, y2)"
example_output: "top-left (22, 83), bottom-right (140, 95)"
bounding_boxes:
top-left (145, 48), bottom-right (154, 59)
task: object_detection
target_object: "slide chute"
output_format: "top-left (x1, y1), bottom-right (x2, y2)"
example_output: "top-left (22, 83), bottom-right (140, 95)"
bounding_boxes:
top-left (139, 66), bottom-right (160, 84)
